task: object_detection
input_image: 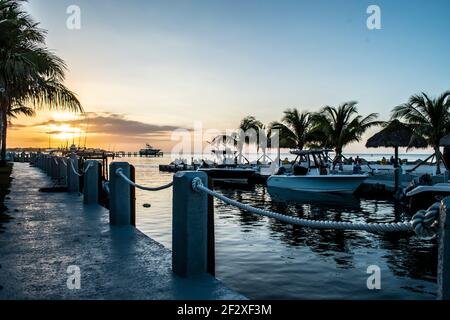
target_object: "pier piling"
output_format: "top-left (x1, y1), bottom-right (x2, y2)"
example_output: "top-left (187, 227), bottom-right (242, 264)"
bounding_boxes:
top-left (67, 154), bottom-right (80, 193)
top-left (59, 157), bottom-right (67, 186)
top-left (51, 157), bottom-right (59, 180)
top-left (438, 197), bottom-right (450, 300)
top-left (109, 162), bottom-right (134, 225)
top-left (45, 155), bottom-right (51, 175)
top-left (172, 171), bottom-right (208, 277)
top-left (83, 160), bottom-right (100, 205)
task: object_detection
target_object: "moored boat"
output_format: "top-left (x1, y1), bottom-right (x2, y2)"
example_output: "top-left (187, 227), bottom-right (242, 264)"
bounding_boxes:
top-left (139, 143), bottom-right (161, 156)
top-left (406, 182), bottom-right (450, 211)
top-left (267, 149), bottom-right (368, 194)
top-left (198, 165), bottom-right (256, 184)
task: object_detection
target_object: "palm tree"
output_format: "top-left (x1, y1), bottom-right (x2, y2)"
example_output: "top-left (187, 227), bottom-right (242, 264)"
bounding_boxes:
top-left (238, 116), bottom-right (264, 149)
top-left (237, 115), bottom-right (265, 163)
top-left (0, 0), bottom-right (82, 164)
top-left (391, 91), bottom-right (450, 174)
top-left (8, 105), bottom-right (35, 120)
top-left (310, 101), bottom-right (381, 160)
top-left (268, 108), bottom-right (312, 150)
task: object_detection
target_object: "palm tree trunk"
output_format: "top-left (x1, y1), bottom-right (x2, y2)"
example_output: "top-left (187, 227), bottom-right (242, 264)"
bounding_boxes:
top-left (335, 148), bottom-right (343, 161)
top-left (0, 97), bottom-right (6, 165)
top-left (435, 146), bottom-right (442, 175)
top-left (1, 107), bottom-right (7, 163)
top-left (335, 148), bottom-right (343, 170)
top-left (0, 111), bottom-right (3, 159)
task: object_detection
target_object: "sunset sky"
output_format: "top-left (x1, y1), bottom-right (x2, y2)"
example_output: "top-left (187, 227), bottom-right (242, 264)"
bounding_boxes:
top-left (9, 0), bottom-right (450, 153)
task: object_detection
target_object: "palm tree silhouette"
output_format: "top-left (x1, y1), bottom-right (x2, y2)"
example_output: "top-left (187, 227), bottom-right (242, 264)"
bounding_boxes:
top-left (269, 108), bottom-right (313, 150)
top-left (391, 91), bottom-right (450, 174)
top-left (0, 0), bottom-right (82, 163)
top-left (310, 101), bottom-right (381, 160)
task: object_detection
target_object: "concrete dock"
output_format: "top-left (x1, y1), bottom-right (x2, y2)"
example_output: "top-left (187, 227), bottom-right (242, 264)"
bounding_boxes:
top-left (0, 163), bottom-right (244, 300)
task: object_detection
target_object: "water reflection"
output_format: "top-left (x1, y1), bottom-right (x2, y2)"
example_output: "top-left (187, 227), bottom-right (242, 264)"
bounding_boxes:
top-left (212, 183), bottom-right (437, 299)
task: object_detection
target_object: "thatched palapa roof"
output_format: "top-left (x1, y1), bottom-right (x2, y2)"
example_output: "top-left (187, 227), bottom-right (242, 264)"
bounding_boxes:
top-left (366, 120), bottom-right (427, 149)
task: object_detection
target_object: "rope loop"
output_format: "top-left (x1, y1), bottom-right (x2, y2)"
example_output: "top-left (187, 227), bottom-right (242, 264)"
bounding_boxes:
top-left (411, 203), bottom-right (440, 239)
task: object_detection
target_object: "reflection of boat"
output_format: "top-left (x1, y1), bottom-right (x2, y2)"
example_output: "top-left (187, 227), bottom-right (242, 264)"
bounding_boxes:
top-left (268, 187), bottom-right (361, 209)
top-left (267, 149), bottom-right (367, 194)
top-left (139, 144), bottom-right (161, 156)
top-left (406, 183), bottom-right (450, 211)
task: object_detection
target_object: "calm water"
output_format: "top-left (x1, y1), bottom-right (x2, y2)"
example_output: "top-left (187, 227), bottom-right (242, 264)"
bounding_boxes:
top-left (113, 155), bottom-right (438, 300)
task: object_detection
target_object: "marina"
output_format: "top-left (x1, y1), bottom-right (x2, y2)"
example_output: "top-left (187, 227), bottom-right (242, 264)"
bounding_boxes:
top-left (1, 0), bottom-right (450, 306)
top-left (2, 151), bottom-right (449, 300)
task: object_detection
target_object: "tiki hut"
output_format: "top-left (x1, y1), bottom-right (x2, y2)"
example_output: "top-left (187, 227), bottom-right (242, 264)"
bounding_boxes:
top-left (366, 120), bottom-right (427, 165)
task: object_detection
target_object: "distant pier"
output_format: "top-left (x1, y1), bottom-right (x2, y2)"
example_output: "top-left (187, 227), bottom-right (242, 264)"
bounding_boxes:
top-left (114, 151), bottom-right (164, 158)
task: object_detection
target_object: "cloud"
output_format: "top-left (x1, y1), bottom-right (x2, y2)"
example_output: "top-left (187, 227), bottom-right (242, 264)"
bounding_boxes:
top-left (10, 123), bottom-right (28, 130)
top-left (30, 112), bottom-right (187, 137)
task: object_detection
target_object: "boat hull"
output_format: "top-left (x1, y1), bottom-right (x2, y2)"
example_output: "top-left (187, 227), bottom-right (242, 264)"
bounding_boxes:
top-left (139, 150), bottom-right (161, 156)
top-left (198, 168), bottom-right (256, 184)
top-left (267, 175), bottom-right (367, 194)
top-left (406, 183), bottom-right (450, 211)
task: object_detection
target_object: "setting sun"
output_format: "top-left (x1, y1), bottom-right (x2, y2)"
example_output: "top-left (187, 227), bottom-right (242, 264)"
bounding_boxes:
top-left (48, 123), bottom-right (83, 141)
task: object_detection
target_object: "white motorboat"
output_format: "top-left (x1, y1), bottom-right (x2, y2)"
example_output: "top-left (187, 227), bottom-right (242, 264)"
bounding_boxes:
top-left (139, 143), bottom-right (161, 156)
top-left (406, 182), bottom-right (450, 211)
top-left (267, 149), bottom-right (368, 194)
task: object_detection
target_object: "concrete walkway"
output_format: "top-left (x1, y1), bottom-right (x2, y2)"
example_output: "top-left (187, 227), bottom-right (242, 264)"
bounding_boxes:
top-left (0, 163), bottom-right (244, 300)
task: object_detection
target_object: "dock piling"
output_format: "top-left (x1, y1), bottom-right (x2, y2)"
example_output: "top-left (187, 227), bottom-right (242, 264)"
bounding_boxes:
top-left (67, 154), bottom-right (80, 193)
top-left (172, 171), bottom-right (208, 277)
top-left (83, 160), bottom-right (100, 205)
top-left (438, 197), bottom-right (450, 300)
top-left (59, 157), bottom-right (67, 186)
top-left (45, 155), bottom-right (51, 175)
top-left (109, 162), bottom-right (133, 225)
top-left (51, 157), bottom-right (59, 181)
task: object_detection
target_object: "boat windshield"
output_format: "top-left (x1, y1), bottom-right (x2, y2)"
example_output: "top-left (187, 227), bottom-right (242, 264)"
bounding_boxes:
top-left (291, 150), bottom-right (330, 175)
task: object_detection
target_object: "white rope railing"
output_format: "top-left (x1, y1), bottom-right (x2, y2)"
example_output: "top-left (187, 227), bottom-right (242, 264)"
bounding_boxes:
top-left (191, 177), bottom-right (438, 237)
top-left (69, 159), bottom-right (93, 177)
top-left (115, 168), bottom-right (173, 191)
